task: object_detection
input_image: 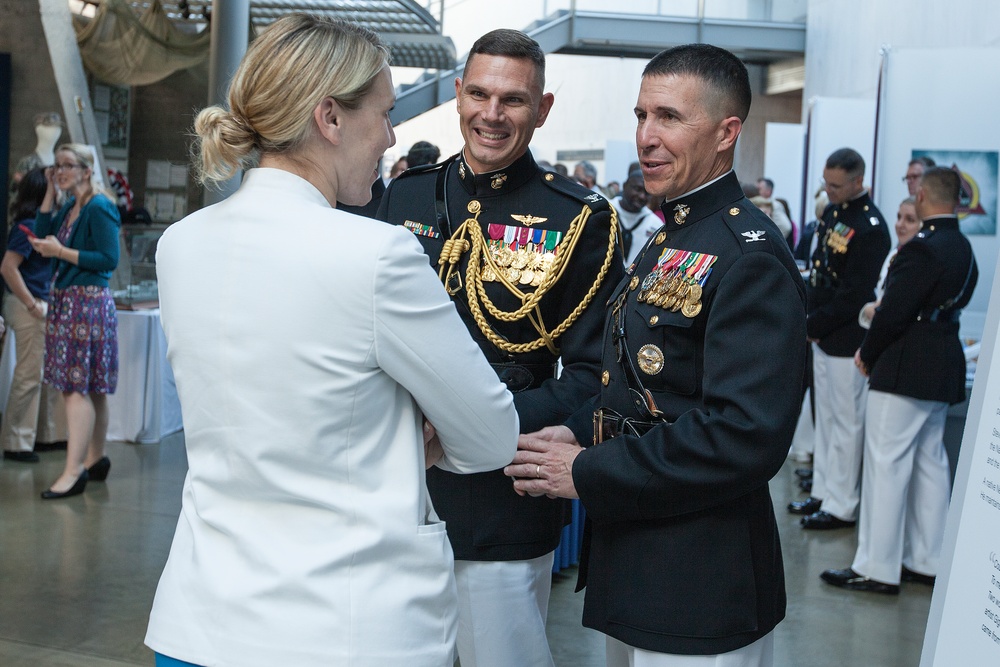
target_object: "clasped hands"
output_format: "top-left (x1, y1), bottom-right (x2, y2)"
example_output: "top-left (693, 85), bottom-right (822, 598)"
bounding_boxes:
top-left (502, 425), bottom-right (582, 499)
top-left (421, 421), bottom-right (583, 499)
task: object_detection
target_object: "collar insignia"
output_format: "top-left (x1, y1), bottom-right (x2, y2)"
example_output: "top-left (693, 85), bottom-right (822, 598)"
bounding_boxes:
top-left (511, 214), bottom-right (547, 227)
top-left (585, 193), bottom-right (603, 203)
top-left (742, 230), bottom-right (766, 243)
top-left (491, 173), bottom-right (507, 190)
top-left (673, 203), bottom-right (690, 224)
top-left (458, 161), bottom-right (467, 179)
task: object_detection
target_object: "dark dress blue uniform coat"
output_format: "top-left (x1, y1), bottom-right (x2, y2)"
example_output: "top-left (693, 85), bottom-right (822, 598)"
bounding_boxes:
top-left (565, 172), bottom-right (807, 656)
top-left (807, 192), bottom-right (891, 356)
top-left (860, 216), bottom-right (977, 404)
top-left (377, 150), bottom-right (622, 561)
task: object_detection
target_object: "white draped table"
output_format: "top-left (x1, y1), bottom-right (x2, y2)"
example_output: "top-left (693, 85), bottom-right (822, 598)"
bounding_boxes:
top-left (0, 308), bottom-right (183, 444)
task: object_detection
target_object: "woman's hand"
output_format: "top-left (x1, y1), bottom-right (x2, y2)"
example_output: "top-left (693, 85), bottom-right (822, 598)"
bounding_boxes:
top-left (30, 235), bottom-right (65, 259)
top-left (40, 167), bottom-right (58, 213)
top-left (27, 299), bottom-right (47, 320)
top-left (423, 420), bottom-right (444, 469)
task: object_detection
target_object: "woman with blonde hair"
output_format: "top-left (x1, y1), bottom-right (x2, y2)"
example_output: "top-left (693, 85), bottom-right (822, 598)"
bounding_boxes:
top-left (144, 14), bottom-right (518, 667)
top-left (31, 143), bottom-right (119, 499)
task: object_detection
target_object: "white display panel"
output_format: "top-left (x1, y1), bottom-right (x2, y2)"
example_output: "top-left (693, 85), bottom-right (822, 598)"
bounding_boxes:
top-left (805, 97), bottom-right (876, 213)
top-left (763, 122), bottom-right (805, 230)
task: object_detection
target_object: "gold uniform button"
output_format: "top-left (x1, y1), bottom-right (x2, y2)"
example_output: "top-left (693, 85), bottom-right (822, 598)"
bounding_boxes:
top-left (654, 231), bottom-right (666, 245)
top-left (544, 173), bottom-right (554, 182)
top-left (629, 276), bottom-right (639, 290)
top-left (649, 315), bottom-right (659, 325)
top-left (601, 370), bottom-right (610, 386)
top-left (814, 260), bottom-right (820, 267)
top-left (864, 205), bottom-right (870, 211)
top-left (729, 207), bottom-right (740, 216)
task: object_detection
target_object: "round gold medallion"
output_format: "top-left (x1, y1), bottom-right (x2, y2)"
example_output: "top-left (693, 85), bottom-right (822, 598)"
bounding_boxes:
top-left (687, 284), bottom-right (703, 302)
top-left (545, 173), bottom-right (555, 182)
top-left (654, 231), bottom-right (666, 245)
top-left (468, 200), bottom-right (481, 214)
top-left (629, 276), bottom-right (640, 291)
top-left (601, 370), bottom-right (610, 386)
top-left (729, 207), bottom-right (740, 216)
top-left (637, 344), bottom-right (665, 375)
top-left (682, 300), bottom-right (702, 318)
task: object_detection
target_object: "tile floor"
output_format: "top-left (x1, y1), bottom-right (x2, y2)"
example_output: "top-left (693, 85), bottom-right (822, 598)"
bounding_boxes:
top-left (0, 435), bottom-right (932, 666)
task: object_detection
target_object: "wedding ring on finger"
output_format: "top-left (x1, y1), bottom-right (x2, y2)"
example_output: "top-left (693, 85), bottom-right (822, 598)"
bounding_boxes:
top-left (536, 464), bottom-right (541, 478)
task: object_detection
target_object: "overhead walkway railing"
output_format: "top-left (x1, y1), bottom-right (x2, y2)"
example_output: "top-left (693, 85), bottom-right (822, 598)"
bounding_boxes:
top-left (390, 7), bottom-right (806, 125)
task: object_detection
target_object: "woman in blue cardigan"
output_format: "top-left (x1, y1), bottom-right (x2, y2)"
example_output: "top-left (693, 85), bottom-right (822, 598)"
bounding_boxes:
top-left (31, 143), bottom-right (120, 499)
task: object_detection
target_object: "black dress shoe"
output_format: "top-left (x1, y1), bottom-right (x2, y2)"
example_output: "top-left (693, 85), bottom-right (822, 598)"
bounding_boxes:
top-left (801, 510), bottom-right (856, 530)
top-left (34, 440), bottom-right (68, 452)
top-left (901, 566), bottom-right (936, 586)
top-left (41, 470), bottom-right (89, 500)
top-left (788, 497), bottom-right (822, 515)
top-left (794, 467), bottom-right (813, 479)
top-left (87, 456), bottom-right (111, 482)
top-left (799, 479), bottom-right (813, 493)
top-left (3, 450), bottom-right (40, 463)
top-left (821, 568), bottom-right (899, 594)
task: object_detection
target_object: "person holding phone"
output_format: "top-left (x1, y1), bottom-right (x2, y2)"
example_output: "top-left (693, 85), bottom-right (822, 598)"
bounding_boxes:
top-left (30, 144), bottom-right (120, 499)
top-left (144, 15), bottom-right (518, 667)
top-left (1, 167), bottom-right (61, 464)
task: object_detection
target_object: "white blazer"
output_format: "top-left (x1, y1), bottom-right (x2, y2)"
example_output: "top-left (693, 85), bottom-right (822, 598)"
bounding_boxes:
top-left (145, 168), bottom-right (518, 667)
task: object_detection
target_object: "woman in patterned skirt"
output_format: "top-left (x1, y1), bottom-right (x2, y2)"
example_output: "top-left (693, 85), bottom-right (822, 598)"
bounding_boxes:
top-left (31, 143), bottom-right (120, 499)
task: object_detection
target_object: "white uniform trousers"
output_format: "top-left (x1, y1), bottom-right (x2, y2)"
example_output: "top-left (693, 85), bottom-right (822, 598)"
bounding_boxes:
top-left (454, 552), bottom-right (555, 667)
top-left (0, 294), bottom-right (65, 453)
top-left (811, 345), bottom-right (867, 521)
top-left (788, 387), bottom-right (814, 462)
top-left (606, 631), bottom-right (774, 667)
top-left (851, 390), bottom-right (950, 585)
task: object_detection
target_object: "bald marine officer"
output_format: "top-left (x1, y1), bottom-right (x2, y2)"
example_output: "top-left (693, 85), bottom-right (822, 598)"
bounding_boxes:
top-left (377, 28), bottom-right (622, 667)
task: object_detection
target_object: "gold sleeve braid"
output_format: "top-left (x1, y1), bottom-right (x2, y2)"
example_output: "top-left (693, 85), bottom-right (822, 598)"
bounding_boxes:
top-left (438, 202), bottom-right (618, 355)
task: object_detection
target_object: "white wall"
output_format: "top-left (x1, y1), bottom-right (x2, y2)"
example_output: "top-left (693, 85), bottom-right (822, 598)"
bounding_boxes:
top-left (804, 0), bottom-right (1000, 107)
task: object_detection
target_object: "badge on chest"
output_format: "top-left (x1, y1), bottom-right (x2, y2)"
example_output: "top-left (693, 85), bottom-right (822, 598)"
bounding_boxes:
top-left (635, 247), bottom-right (717, 318)
top-left (826, 222), bottom-right (855, 254)
top-left (481, 223), bottom-right (563, 287)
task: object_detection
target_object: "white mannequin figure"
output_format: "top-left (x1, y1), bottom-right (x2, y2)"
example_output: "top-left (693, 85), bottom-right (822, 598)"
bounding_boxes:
top-left (8, 112), bottom-right (64, 222)
top-left (32, 117), bottom-right (63, 166)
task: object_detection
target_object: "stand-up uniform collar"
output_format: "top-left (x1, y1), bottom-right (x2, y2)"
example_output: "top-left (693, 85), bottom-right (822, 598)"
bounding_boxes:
top-left (830, 189), bottom-right (876, 224)
top-left (658, 171), bottom-right (742, 232)
top-left (920, 215), bottom-right (959, 232)
top-left (456, 150), bottom-right (537, 197)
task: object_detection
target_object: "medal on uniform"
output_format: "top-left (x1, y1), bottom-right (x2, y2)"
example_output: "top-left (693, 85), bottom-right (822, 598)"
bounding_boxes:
top-left (681, 300), bottom-right (702, 318)
top-left (637, 344), bottom-right (665, 375)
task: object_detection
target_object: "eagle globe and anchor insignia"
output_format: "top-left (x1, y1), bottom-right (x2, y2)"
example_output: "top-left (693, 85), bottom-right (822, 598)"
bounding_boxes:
top-left (637, 344), bottom-right (665, 375)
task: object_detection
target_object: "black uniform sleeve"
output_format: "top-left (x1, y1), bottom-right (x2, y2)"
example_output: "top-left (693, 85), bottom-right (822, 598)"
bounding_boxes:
top-left (807, 226), bottom-right (889, 341)
top-left (859, 241), bottom-right (941, 369)
top-left (572, 251), bottom-right (806, 522)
